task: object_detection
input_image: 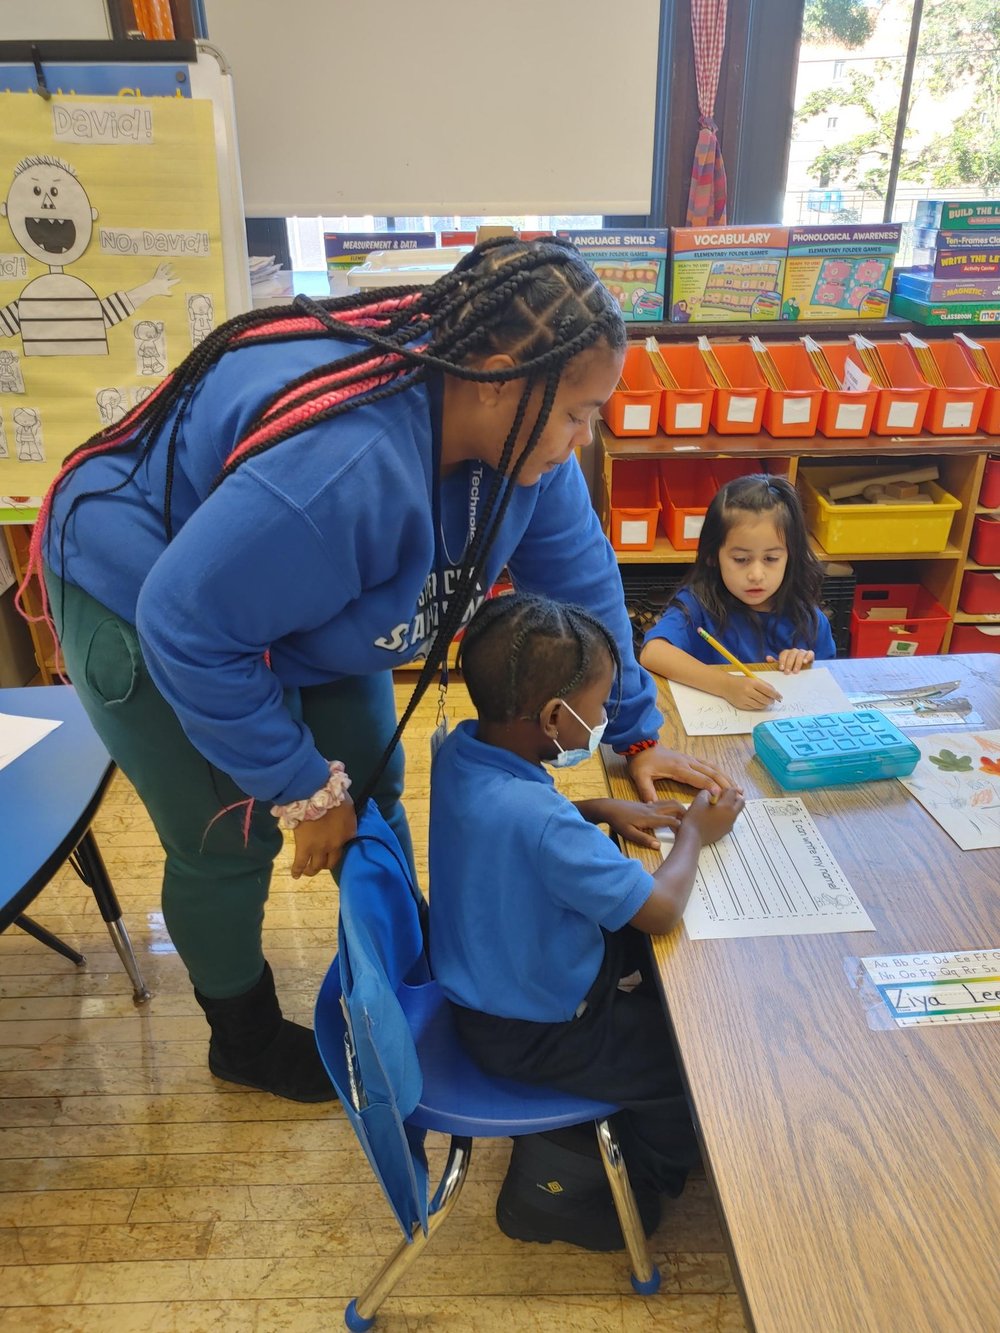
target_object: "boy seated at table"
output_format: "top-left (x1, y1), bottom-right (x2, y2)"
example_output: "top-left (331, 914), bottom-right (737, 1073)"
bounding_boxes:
top-left (428, 592), bottom-right (743, 1249)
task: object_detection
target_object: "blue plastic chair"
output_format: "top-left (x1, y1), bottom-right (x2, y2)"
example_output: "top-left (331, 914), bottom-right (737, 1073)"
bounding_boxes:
top-left (315, 806), bottom-right (660, 1331)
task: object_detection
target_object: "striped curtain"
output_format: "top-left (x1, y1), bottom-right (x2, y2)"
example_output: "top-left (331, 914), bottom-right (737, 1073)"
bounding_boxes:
top-left (685, 0), bottom-right (729, 226)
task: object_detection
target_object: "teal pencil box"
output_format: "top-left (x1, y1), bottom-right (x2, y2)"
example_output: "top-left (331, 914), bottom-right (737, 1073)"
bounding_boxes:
top-left (753, 710), bottom-right (919, 790)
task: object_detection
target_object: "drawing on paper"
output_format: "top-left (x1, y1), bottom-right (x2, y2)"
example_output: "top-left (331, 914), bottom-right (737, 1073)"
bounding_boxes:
top-left (0, 348), bottom-right (24, 392)
top-left (12, 405), bottom-right (43, 460)
top-left (187, 292), bottom-right (214, 346)
top-left (669, 667), bottom-right (852, 737)
top-left (0, 156), bottom-right (177, 358)
top-left (95, 386), bottom-right (127, 425)
top-left (899, 730), bottom-right (1000, 850)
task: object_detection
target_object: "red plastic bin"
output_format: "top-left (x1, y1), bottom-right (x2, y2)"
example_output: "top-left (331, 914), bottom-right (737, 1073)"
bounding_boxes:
top-left (970, 514), bottom-right (1000, 566)
top-left (959, 571), bottom-right (1000, 616)
top-left (950, 624), bottom-right (1000, 653)
top-left (849, 583), bottom-right (951, 657)
top-left (658, 458), bottom-right (766, 550)
top-left (980, 455), bottom-right (1000, 509)
top-left (608, 459), bottom-right (660, 552)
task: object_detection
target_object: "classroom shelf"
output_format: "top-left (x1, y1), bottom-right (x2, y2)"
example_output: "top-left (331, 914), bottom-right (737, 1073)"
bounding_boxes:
top-left (593, 420), bottom-right (991, 655)
top-left (953, 610), bottom-right (1000, 624)
top-left (599, 424), bottom-right (991, 462)
top-left (626, 315), bottom-right (915, 344)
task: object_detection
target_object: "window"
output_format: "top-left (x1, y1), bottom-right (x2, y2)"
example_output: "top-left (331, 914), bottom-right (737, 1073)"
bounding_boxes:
top-left (832, 60), bottom-right (846, 79)
top-left (827, 116), bottom-right (839, 129)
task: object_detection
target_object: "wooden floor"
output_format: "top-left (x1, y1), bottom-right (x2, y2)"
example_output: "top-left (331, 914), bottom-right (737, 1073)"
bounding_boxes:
top-left (0, 680), bottom-right (746, 1332)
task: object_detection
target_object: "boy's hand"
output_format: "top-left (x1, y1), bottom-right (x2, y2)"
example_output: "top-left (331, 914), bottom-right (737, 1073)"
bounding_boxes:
top-left (723, 674), bottom-right (782, 711)
top-left (683, 788), bottom-right (744, 845)
top-left (606, 799), bottom-right (687, 849)
top-left (766, 648), bottom-right (814, 674)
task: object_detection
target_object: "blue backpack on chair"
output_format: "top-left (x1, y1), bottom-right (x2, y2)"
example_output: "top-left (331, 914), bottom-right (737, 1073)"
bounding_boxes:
top-left (315, 803), bottom-right (661, 1332)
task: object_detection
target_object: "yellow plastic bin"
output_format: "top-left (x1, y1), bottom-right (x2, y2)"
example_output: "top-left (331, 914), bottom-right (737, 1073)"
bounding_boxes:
top-left (798, 466), bottom-right (961, 555)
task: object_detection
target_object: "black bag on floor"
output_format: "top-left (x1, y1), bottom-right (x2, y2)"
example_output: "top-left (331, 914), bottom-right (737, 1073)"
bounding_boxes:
top-left (496, 1126), bottom-right (661, 1252)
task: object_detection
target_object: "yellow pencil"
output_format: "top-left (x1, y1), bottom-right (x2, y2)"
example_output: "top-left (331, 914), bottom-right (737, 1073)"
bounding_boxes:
top-left (696, 626), bottom-right (758, 678)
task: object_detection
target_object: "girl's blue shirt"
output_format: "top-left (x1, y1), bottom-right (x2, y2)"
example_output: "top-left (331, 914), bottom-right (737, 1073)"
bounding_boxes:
top-left (644, 587), bottom-right (836, 664)
top-left (46, 334), bottom-right (662, 804)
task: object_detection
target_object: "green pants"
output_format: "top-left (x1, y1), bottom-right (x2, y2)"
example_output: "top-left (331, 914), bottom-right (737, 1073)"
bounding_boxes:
top-left (46, 570), bottom-right (412, 998)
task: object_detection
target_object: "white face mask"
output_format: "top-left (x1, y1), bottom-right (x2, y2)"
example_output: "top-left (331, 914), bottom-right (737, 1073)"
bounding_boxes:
top-left (549, 700), bottom-right (608, 769)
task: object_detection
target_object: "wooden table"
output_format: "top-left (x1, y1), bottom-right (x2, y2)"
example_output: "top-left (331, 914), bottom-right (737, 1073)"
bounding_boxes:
top-left (603, 654), bottom-right (1000, 1333)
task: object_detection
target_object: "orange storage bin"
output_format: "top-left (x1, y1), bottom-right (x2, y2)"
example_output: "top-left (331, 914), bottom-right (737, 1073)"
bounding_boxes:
top-left (656, 343), bottom-right (714, 436)
top-left (759, 344), bottom-right (823, 438)
top-left (658, 460), bottom-right (716, 549)
top-left (915, 340), bottom-right (987, 436)
top-left (980, 455), bottom-right (1000, 508)
top-left (950, 623), bottom-right (1000, 653)
top-left (959, 570), bottom-right (1000, 616)
top-left (706, 344), bottom-right (767, 434)
top-left (600, 344), bottom-right (663, 437)
top-left (960, 339), bottom-right (1000, 435)
top-left (869, 342), bottom-right (931, 436)
top-left (658, 458), bottom-right (765, 550)
top-left (849, 583), bottom-right (951, 657)
top-left (608, 459), bottom-right (660, 552)
top-left (814, 343), bottom-right (878, 438)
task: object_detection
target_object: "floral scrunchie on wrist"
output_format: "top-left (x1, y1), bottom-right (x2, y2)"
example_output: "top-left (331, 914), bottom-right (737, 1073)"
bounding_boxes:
top-left (271, 760), bottom-right (352, 830)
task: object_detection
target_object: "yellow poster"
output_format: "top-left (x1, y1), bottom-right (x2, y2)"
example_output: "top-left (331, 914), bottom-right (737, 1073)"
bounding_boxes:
top-left (0, 93), bottom-right (227, 494)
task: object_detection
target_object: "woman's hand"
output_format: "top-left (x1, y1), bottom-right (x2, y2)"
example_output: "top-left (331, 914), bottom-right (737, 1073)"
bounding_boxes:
top-left (628, 743), bottom-right (738, 802)
top-left (766, 648), bottom-right (814, 674)
top-left (604, 799), bottom-right (687, 849)
top-left (290, 801), bottom-right (358, 878)
top-left (682, 787), bottom-right (745, 845)
top-left (722, 673), bottom-right (782, 711)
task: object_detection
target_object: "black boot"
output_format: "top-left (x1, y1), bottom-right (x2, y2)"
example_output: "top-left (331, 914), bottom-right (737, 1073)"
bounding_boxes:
top-left (496, 1126), bottom-right (661, 1251)
top-left (194, 961), bottom-right (336, 1103)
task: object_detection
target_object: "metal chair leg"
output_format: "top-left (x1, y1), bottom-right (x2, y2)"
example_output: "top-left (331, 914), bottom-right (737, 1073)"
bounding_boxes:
top-left (595, 1118), bottom-right (661, 1296)
top-left (345, 1135), bottom-right (472, 1332)
top-left (13, 914), bottom-right (86, 966)
top-left (72, 830), bottom-right (151, 1005)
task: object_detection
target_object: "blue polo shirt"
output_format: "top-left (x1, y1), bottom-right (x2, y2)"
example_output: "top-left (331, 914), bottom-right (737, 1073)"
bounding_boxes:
top-left (644, 587), bottom-right (836, 664)
top-left (429, 721), bottom-right (655, 1023)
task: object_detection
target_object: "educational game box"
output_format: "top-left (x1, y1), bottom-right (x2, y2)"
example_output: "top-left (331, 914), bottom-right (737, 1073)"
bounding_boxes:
top-left (913, 199), bottom-right (1000, 231)
top-left (324, 231), bottom-right (436, 293)
top-left (782, 224), bottom-right (901, 319)
top-left (668, 226), bottom-right (787, 322)
top-left (558, 230), bottom-right (668, 322)
top-left (893, 271), bottom-right (1000, 304)
top-left (911, 244), bottom-right (1000, 279)
top-left (889, 293), bottom-right (1000, 326)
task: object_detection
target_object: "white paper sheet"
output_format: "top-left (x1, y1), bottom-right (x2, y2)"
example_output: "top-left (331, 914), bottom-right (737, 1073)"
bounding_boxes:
top-left (861, 948), bottom-right (1000, 1027)
top-left (897, 731), bottom-right (1000, 850)
top-left (665, 798), bottom-right (873, 940)
top-left (669, 667), bottom-right (852, 736)
top-left (0, 712), bottom-right (62, 773)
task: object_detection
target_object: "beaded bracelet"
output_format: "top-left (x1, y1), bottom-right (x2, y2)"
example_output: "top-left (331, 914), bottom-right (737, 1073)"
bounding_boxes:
top-left (271, 760), bottom-right (352, 830)
top-left (615, 738), bottom-right (659, 758)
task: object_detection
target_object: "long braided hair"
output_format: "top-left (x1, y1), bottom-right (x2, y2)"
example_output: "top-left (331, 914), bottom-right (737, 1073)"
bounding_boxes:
top-left (458, 591), bottom-right (623, 726)
top-left (21, 236), bottom-right (625, 812)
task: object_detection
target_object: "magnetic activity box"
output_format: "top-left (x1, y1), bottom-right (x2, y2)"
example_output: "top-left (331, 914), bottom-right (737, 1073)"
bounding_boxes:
top-left (753, 710), bottom-right (919, 790)
top-left (782, 225), bottom-right (902, 320)
top-left (668, 226), bottom-right (788, 322)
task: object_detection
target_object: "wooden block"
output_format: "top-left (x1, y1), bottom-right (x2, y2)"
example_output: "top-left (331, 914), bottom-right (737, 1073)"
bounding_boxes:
top-left (886, 481), bottom-right (919, 498)
top-left (863, 484), bottom-right (886, 502)
top-left (828, 464), bottom-right (939, 501)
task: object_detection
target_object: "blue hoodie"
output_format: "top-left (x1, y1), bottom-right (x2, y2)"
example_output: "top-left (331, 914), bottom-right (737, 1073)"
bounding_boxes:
top-left (46, 334), bottom-right (662, 804)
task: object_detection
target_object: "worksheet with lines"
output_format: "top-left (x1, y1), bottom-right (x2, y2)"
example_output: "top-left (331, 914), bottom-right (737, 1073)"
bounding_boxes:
top-left (660, 798), bottom-right (874, 939)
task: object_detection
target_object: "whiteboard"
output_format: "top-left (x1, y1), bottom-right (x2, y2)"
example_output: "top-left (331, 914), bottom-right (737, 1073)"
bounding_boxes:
top-left (202, 0), bottom-right (661, 217)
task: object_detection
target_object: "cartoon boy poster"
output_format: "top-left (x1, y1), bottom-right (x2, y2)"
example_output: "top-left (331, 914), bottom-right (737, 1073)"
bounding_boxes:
top-left (0, 93), bottom-right (228, 494)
